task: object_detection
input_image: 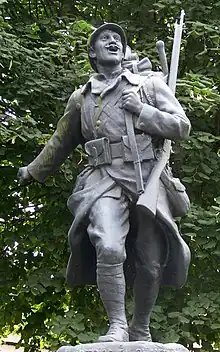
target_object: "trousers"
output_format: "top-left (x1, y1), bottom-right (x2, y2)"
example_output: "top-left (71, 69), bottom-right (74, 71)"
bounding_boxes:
top-left (87, 189), bottom-right (165, 272)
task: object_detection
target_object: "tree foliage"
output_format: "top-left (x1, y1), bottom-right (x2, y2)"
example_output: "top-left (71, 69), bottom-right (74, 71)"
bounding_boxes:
top-left (0, 0), bottom-right (220, 351)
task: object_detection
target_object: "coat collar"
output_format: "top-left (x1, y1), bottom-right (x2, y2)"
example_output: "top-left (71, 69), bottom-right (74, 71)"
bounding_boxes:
top-left (81, 69), bottom-right (140, 95)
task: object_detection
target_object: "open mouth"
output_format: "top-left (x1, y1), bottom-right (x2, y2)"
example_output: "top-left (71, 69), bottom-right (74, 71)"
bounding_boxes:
top-left (106, 44), bottom-right (119, 53)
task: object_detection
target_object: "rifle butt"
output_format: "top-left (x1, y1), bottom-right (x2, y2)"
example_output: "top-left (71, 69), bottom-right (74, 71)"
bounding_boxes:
top-left (137, 176), bottom-right (160, 217)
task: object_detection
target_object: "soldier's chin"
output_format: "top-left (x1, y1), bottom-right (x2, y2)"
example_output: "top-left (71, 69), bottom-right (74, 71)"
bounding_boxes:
top-left (102, 57), bottom-right (122, 67)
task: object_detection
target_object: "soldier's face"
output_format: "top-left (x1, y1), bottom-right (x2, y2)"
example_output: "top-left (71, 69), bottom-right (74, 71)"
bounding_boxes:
top-left (91, 30), bottom-right (124, 67)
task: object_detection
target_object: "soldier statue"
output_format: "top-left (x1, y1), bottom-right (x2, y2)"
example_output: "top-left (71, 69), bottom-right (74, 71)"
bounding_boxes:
top-left (18, 23), bottom-right (191, 343)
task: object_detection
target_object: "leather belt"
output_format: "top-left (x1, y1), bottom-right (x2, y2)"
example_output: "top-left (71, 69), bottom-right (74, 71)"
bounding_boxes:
top-left (84, 135), bottom-right (155, 167)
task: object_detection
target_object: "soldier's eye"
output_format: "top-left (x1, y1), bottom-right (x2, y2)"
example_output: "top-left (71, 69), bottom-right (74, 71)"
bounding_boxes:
top-left (114, 35), bottom-right (121, 42)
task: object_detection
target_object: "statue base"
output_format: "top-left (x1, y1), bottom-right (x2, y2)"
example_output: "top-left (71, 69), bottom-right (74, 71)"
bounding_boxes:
top-left (57, 341), bottom-right (189, 352)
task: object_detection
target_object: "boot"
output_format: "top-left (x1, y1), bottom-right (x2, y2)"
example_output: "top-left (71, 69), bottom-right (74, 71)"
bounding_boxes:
top-left (129, 326), bottom-right (152, 342)
top-left (99, 324), bottom-right (129, 343)
top-left (97, 263), bottom-right (129, 342)
top-left (129, 265), bottom-right (161, 342)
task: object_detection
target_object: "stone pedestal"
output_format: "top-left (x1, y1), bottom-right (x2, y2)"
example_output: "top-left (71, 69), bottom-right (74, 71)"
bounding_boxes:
top-left (57, 341), bottom-right (189, 352)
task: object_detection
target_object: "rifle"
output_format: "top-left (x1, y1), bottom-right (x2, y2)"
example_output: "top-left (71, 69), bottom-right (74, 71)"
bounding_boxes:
top-left (137, 10), bottom-right (185, 216)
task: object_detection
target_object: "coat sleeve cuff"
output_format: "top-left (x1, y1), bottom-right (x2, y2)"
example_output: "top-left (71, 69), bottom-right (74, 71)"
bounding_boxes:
top-left (136, 104), bottom-right (157, 131)
top-left (27, 163), bottom-right (45, 184)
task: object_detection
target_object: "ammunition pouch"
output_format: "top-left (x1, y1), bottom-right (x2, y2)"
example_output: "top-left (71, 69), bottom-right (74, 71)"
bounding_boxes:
top-left (85, 137), bottom-right (111, 167)
top-left (121, 134), bottom-right (154, 162)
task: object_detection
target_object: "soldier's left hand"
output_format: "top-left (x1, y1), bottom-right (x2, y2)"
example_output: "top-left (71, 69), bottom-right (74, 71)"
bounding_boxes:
top-left (122, 89), bottom-right (144, 115)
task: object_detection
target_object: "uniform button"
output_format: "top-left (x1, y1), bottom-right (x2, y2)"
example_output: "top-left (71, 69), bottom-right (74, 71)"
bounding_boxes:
top-left (96, 119), bottom-right (101, 127)
top-left (76, 103), bottom-right (81, 110)
top-left (140, 122), bottom-right (145, 129)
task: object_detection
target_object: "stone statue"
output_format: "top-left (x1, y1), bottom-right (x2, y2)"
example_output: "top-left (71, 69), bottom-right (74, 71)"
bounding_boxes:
top-left (18, 22), bottom-right (191, 345)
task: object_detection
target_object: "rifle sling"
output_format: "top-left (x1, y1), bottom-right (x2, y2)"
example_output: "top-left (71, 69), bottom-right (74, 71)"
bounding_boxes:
top-left (124, 109), bottom-right (144, 195)
top-left (124, 76), bottom-right (152, 195)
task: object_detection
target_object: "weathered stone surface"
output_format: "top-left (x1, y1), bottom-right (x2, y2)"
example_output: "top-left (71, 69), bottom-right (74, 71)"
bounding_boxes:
top-left (57, 341), bottom-right (189, 352)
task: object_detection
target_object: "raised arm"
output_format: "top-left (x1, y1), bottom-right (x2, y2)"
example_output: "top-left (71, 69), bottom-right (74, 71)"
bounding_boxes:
top-left (19, 89), bottom-right (83, 184)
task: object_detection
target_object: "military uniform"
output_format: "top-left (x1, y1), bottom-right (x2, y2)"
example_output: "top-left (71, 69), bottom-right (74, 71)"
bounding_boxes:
top-left (27, 67), bottom-right (191, 341)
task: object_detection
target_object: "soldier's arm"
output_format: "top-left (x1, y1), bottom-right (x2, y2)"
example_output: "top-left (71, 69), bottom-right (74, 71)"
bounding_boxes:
top-left (136, 76), bottom-right (191, 140)
top-left (26, 89), bottom-right (83, 183)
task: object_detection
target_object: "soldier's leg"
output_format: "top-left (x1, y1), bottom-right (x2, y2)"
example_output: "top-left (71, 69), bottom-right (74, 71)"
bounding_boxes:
top-left (87, 193), bottom-right (130, 342)
top-left (129, 213), bottom-right (165, 341)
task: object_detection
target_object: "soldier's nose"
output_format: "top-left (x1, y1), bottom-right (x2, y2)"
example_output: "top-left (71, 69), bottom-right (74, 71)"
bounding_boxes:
top-left (109, 37), bottom-right (117, 44)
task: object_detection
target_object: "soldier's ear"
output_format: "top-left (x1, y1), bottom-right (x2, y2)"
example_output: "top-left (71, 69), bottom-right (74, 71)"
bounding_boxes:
top-left (89, 47), bottom-right (96, 59)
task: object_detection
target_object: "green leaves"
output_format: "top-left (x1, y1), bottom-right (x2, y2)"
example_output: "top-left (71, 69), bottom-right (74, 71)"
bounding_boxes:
top-left (0, 0), bottom-right (220, 351)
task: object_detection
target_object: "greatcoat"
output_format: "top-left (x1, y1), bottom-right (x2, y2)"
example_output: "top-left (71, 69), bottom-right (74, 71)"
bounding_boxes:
top-left (27, 69), bottom-right (191, 289)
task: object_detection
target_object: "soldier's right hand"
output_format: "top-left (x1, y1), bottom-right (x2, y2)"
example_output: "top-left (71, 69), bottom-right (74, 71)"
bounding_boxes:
top-left (17, 166), bottom-right (33, 185)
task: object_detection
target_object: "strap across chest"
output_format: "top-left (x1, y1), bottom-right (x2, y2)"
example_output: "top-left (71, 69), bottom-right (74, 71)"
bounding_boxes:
top-left (92, 79), bottom-right (130, 122)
